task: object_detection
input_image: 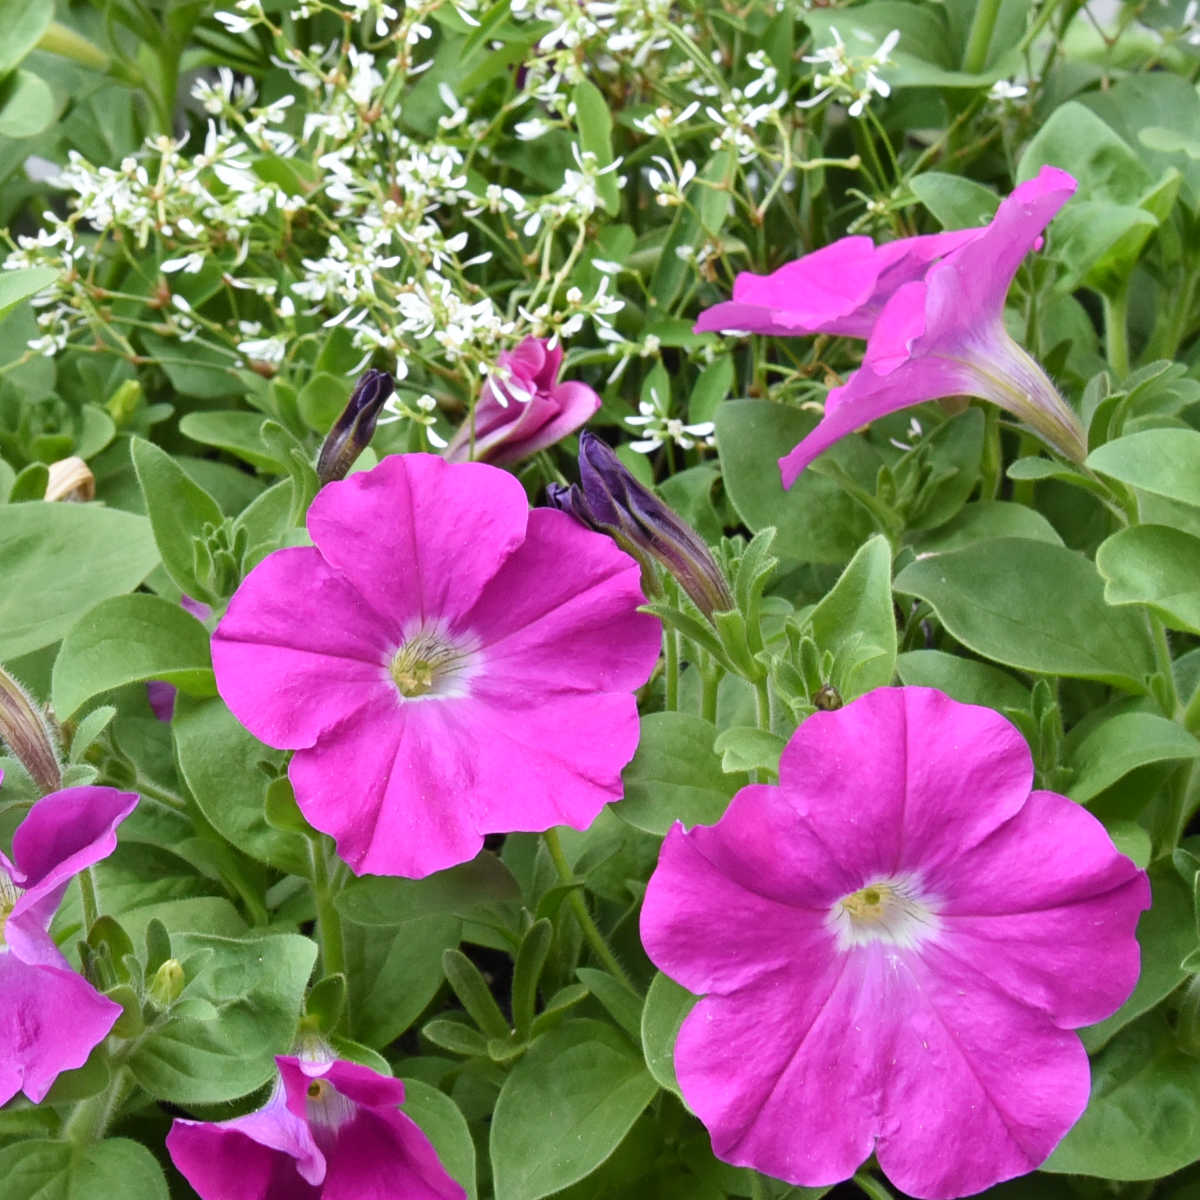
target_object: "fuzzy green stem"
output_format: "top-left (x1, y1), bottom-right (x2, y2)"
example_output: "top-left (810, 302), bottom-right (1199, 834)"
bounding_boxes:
top-left (78, 866), bottom-right (100, 936)
top-left (1101, 285), bottom-right (1131, 379)
top-left (63, 1066), bottom-right (133, 1146)
top-left (700, 664), bottom-right (719, 724)
top-left (961, 0), bottom-right (1001, 73)
top-left (543, 827), bottom-right (637, 994)
top-left (664, 627), bottom-right (680, 711)
top-left (310, 843), bottom-right (350, 1029)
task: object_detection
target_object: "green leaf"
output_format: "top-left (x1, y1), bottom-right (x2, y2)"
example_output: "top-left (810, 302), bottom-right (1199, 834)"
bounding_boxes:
top-left (399, 1079), bottom-right (478, 1200)
top-left (0, 265), bottom-right (55, 322)
top-left (892, 539), bottom-right (1155, 692)
top-left (640, 971), bottom-right (695, 1100)
top-left (51, 594), bottom-right (215, 720)
top-left (139, 332), bottom-right (244, 400)
top-left (179, 411), bottom-right (283, 470)
top-left (0, 0), bottom-right (53, 74)
top-left (1096, 525), bottom-right (1200, 635)
top-left (0, 68), bottom-right (58, 138)
top-left (573, 80), bottom-right (619, 215)
top-left (345, 914), bottom-right (462, 1048)
top-left (335, 852), bottom-right (520, 926)
top-left (173, 695), bottom-right (310, 874)
top-left (0, 1137), bottom-right (168, 1200)
top-left (803, 534), bottom-right (896, 698)
top-left (894, 650), bottom-right (1029, 712)
top-left (1046, 1009), bottom-right (1200, 1179)
top-left (490, 1020), bottom-right (658, 1200)
top-left (0, 504), bottom-right (159, 661)
top-left (716, 399), bottom-right (877, 564)
top-left (713, 726), bottom-right (786, 776)
top-left (576, 968), bottom-right (643, 1041)
top-left (1067, 712), bottom-right (1200, 805)
top-left (1080, 862), bottom-right (1191, 1053)
top-left (911, 501), bottom-right (1063, 555)
top-left (131, 436), bottom-right (225, 600)
top-left (617, 712), bottom-right (740, 836)
top-left (1087, 429), bottom-right (1200, 508)
top-left (128, 931), bottom-right (316, 1104)
top-left (910, 171), bottom-right (999, 230)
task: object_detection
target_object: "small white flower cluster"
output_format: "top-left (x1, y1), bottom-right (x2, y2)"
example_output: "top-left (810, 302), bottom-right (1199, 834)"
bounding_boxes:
top-left (625, 385), bottom-right (715, 454)
top-left (797, 26), bottom-right (901, 118)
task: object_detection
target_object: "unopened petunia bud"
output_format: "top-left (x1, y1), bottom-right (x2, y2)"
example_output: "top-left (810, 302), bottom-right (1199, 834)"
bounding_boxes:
top-left (547, 431), bottom-right (734, 619)
top-left (316, 369), bottom-right (395, 486)
top-left (0, 666), bottom-right (62, 795)
top-left (148, 958), bottom-right (185, 1010)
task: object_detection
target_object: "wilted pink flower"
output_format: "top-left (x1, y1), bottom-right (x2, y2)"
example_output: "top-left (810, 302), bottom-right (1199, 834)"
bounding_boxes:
top-left (693, 227), bottom-right (978, 339)
top-left (212, 453), bottom-right (660, 878)
top-left (778, 166), bottom-right (1085, 487)
top-left (444, 336), bottom-right (600, 466)
top-left (0, 777), bottom-right (138, 1104)
top-left (167, 1055), bottom-right (466, 1199)
top-left (640, 686), bottom-right (1149, 1200)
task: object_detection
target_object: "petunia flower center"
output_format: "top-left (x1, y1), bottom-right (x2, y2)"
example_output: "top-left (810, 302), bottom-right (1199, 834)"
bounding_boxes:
top-left (303, 1075), bottom-right (356, 1150)
top-left (387, 625), bottom-right (480, 701)
top-left (0, 870), bottom-right (19, 947)
top-left (827, 873), bottom-right (942, 952)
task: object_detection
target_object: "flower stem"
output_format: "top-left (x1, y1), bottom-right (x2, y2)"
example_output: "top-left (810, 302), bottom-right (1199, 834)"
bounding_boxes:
top-left (78, 866), bottom-right (100, 936)
top-left (543, 827), bottom-right (637, 994)
top-left (63, 1065), bottom-right (133, 1146)
top-left (961, 0), bottom-right (1001, 73)
top-left (664, 627), bottom-right (680, 711)
top-left (1101, 284), bottom-right (1131, 379)
top-left (310, 841), bottom-right (351, 1029)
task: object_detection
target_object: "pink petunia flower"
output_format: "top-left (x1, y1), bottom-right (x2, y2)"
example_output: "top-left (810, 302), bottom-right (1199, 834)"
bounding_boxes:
top-left (0, 777), bottom-right (138, 1104)
top-left (778, 166), bottom-right (1086, 487)
top-left (444, 336), bottom-right (601, 466)
top-left (167, 1055), bottom-right (466, 1199)
top-left (211, 453), bottom-right (661, 878)
top-left (640, 686), bottom-right (1149, 1200)
top-left (693, 227), bottom-right (978, 339)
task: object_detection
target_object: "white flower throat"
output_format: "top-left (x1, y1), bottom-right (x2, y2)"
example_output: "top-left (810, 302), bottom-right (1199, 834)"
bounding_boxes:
top-left (827, 873), bottom-right (942, 952)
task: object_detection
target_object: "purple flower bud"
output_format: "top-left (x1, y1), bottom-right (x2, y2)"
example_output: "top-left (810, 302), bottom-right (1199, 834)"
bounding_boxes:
top-left (548, 431), bottom-right (734, 618)
top-left (317, 369), bottom-right (395, 486)
top-left (0, 666), bottom-right (61, 795)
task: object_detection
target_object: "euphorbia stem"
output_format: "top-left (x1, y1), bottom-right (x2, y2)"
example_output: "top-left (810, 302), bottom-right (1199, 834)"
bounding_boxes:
top-left (543, 828), bottom-right (637, 994)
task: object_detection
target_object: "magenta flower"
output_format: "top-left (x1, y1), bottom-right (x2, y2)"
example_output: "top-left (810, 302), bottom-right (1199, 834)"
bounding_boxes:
top-left (212, 453), bottom-right (660, 878)
top-left (167, 1055), bottom-right (466, 1199)
top-left (640, 687), bottom-right (1149, 1200)
top-left (444, 336), bottom-right (600, 466)
top-left (693, 227), bottom-right (978, 339)
top-left (0, 778), bottom-right (138, 1104)
top-left (778, 166), bottom-right (1085, 487)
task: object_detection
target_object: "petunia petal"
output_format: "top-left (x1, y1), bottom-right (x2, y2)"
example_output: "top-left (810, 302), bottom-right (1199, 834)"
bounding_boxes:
top-left (641, 806), bottom-right (842, 996)
top-left (463, 508), bottom-right (660, 692)
top-left (877, 944), bottom-right (1091, 1199)
top-left (305, 454), bottom-right (528, 626)
top-left (0, 956), bottom-right (121, 1104)
top-left (212, 546), bottom-right (398, 750)
top-left (933, 789), bottom-right (1149, 1026)
top-left (779, 688), bottom-right (1033, 886)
